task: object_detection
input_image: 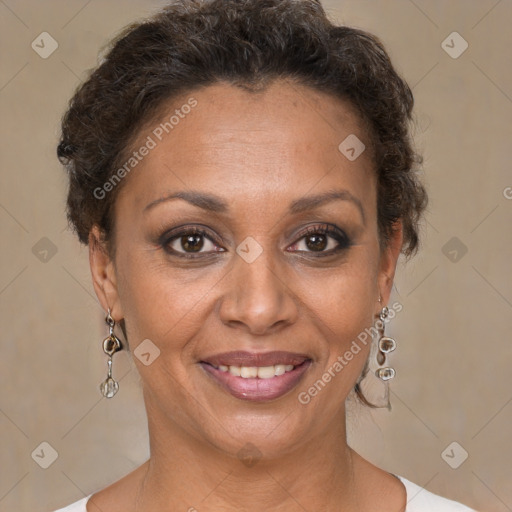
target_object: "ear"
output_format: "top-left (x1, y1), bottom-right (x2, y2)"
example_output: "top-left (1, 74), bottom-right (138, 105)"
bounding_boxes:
top-left (89, 224), bottom-right (124, 321)
top-left (376, 220), bottom-right (403, 309)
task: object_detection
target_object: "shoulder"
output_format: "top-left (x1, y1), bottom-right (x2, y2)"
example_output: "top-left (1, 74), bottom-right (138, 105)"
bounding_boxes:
top-left (51, 475), bottom-right (478, 512)
top-left (51, 461), bottom-right (149, 512)
top-left (396, 475), bottom-right (478, 511)
top-left (51, 495), bottom-right (91, 512)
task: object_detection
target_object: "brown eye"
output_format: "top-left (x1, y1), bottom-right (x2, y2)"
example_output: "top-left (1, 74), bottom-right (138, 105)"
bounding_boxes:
top-left (178, 233), bottom-right (205, 252)
top-left (163, 227), bottom-right (222, 257)
top-left (289, 224), bottom-right (351, 255)
top-left (304, 233), bottom-right (328, 252)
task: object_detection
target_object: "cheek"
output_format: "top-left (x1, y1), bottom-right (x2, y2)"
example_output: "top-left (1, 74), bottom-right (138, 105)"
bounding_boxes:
top-left (313, 247), bottom-right (379, 366)
top-left (115, 227), bottom-right (380, 385)
top-left (115, 250), bottom-right (222, 357)
top-left (117, 233), bottom-right (380, 339)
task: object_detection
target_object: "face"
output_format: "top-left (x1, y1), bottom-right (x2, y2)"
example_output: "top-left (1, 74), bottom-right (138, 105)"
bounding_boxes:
top-left (90, 79), bottom-right (402, 459)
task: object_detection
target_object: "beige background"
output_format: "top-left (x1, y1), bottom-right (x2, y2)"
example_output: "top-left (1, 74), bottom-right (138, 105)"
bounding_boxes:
top-left (1, 0), bottom-right (511, 511)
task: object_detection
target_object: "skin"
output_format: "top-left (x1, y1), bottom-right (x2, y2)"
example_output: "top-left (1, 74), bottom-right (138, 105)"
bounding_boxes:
top-left (88, 78), bottom-right (406, 511)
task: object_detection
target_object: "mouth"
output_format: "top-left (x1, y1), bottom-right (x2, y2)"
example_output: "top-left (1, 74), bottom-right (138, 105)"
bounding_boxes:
top-left (199, 351), bottom-right (313, 402)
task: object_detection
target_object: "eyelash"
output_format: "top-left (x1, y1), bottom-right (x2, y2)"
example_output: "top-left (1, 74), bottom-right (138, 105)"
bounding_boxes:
top-left (160, 224), bottom-right (351, 259)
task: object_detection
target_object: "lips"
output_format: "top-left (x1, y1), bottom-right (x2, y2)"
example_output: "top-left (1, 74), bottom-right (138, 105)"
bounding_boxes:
top-left (199, 351), bottom-right (313, 401)
top-left (201, 350), bottom-right (311, 368)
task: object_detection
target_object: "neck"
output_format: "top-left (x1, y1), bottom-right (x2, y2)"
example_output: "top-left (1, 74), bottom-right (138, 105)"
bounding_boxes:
top-left (134, 399), bottom-right (361, 511)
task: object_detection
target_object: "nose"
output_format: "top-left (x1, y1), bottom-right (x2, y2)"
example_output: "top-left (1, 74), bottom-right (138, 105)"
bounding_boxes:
top-left (218, 246), bottom-right (299, 336)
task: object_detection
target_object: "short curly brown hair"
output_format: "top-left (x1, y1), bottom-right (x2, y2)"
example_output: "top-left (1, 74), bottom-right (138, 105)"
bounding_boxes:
top-left (57, 0), bottom-right (427, 408)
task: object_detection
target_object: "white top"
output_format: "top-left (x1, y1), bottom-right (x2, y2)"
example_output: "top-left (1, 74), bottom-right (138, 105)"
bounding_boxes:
top-left (52, 475), bottom-right (478, 511)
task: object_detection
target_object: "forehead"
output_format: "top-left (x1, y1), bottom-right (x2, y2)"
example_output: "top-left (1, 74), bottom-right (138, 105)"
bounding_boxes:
top-left (116, 79), bottom-right (376, 218)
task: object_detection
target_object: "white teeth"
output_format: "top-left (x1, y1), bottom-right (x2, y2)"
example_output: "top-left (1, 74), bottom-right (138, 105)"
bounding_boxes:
top-left (257, 366), bottom-right (276, 379)
top-left (228, 365), bottom-right (241, 377)
top-left (240, 366), bottom-right (258, 378)
top-left (215, 363), bottom-right (297, 378)
top-left (275, 364), bottom-right (286, 376)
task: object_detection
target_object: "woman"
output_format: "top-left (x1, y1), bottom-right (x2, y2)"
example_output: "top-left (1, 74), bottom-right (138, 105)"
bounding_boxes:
top-left (53, 0), bottom-right (477, 510)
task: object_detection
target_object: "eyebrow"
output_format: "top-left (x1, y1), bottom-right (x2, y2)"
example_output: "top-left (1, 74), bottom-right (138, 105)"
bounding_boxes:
top-left (143, 189), bottom-right (365, 224)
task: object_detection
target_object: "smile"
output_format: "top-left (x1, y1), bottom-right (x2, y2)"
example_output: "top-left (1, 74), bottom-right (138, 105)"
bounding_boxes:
top-left (199, 359), bottom-right (312, 402)
top-left (212, 363), bottom-right (296, 378)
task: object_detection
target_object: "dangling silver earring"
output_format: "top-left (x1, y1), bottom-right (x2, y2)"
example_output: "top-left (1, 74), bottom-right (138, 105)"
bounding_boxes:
top-left (99, 308), bottom-right (123, 398)
top-left (375, 306), bottom-right (396, 381)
